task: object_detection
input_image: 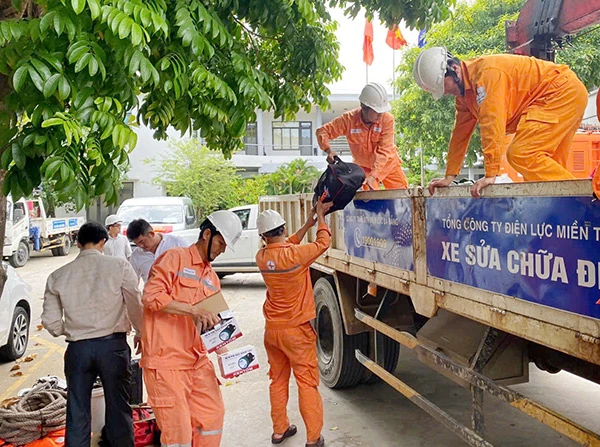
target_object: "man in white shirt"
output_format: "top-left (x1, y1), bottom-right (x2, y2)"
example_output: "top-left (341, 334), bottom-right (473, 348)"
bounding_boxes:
top-left (127, 219), bottom-right (188, 282)
top-left (104, 214), bottom-right (132, 260)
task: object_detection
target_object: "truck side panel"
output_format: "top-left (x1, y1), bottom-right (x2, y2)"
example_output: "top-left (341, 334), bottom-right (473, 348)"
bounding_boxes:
top-left (427, 195), bottom-right (600, 320)
top-left (343, 198), bottom-right (414, 271)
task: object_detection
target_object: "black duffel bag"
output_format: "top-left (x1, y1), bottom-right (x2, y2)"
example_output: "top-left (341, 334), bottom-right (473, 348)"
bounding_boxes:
top-left (313, 156), bottom-right (365, 214)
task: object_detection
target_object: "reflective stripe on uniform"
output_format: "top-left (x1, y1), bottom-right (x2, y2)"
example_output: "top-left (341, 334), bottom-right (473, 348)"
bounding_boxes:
top-left (202, 279), bottom-right (219, 291)
top-left (176, 270), bottom-right (201, 281)
top-left (162, 443), bottom-right (191, 447)
top-left (197, 428), bottom-right (223, 436)
top-left (259, 264), bottom-right (301, 274)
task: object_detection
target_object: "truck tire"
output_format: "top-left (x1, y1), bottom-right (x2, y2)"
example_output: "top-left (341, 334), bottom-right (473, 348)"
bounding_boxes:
top-left (9, 241), bottom-right (29, 268)
top-left (360, 332), bottom-right (401, 384)
top-left (314, 277), bottom-right (368, 389)
top-left (0, 306), bottom-right (29, 360)
top-left (52, 236), bottom-right (71, 256)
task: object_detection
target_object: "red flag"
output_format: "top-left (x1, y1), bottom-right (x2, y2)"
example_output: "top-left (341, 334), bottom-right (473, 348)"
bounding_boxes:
top-left (386, 25), bottom-right (407, 50)
top-left (363, 19), bottom-right (374, 65)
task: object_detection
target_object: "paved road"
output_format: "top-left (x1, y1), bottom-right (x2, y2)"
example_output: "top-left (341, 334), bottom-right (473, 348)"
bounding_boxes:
top-left (2, 252), bottom-right (600, 446)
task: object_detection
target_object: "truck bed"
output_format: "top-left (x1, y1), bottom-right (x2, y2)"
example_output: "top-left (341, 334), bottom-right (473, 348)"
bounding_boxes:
top-left (31, 216), bottom-right (85, 238)
top-left (260, 179), bottom-right (600, 366)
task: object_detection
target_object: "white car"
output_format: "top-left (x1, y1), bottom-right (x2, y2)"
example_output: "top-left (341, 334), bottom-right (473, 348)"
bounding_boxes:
top-left (211, 204), bottom-right (260, 277)
top-left (0, 262), bottom-right (32, 360)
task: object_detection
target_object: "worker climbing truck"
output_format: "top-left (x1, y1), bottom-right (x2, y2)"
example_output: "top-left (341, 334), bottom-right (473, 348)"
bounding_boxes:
top-left (259, 179), bottom-right (600, 446)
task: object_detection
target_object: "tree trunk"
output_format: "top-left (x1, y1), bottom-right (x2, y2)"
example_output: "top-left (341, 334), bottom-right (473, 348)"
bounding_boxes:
top-left (0, 169), bottom-right (7, 297)
top-left (0, 1), bottom-right (42, 296)
top-left (0, 69), bottom-right (12, 297)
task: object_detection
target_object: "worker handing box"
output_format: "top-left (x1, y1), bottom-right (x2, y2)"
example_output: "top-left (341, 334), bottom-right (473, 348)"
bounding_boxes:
top-left (194, 291), bottom-right (243, 352)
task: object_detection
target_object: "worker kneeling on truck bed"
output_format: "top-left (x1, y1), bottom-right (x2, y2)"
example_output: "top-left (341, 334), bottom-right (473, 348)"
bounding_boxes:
top-left (256, 200), bottom-right (333, 447)
top-left (141, 210), bottom-right (242, 447)
top-left (316, 82), bottom-right (409, 190)
top-left (414, 47), bottom-right (588, 198)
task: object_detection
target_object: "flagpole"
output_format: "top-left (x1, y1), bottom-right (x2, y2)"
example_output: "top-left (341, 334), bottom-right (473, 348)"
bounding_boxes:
top-left (365, 64), bottom-right (368, 84)
top-left (392, 50), bottom-right (396, 100)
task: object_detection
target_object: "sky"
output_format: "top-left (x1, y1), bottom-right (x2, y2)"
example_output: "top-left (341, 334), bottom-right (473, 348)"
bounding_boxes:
top-left (327, 7), bottom-right (421, 96)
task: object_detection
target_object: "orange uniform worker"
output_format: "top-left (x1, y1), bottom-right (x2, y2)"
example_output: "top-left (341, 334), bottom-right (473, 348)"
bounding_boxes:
top-left (316, 82), bottom-right (408, 190)
top-left (256, 200), bottom-right (333, 447)
top-left (141, 210), bottom-right (243, 447)
top-left (414, 47), bottom-right (588, 198)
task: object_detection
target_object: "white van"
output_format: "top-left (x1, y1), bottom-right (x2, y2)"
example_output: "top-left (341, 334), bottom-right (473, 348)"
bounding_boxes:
top-left (116, 197), bottom-right (199, 242)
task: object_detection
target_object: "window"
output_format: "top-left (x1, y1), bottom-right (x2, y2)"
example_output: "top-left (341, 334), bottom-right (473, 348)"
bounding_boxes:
top-left (13, 202), bottom-right (26, 222)
top-left (233, 208), bottom-right (251, 230)
top-left (244, 122), bottom-right (258, 155)
top-left (185, 204), bottom-right (196, 224)
top-left (272, 121), bottom-right (312, 151)
top-left (117, 205), bottom-right (184, 225)
top-left (573, 150), bottom-right (585, 172)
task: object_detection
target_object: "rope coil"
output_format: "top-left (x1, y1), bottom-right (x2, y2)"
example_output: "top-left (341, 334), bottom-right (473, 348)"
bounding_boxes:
top-left (0, 382), bottom-right (67, 445)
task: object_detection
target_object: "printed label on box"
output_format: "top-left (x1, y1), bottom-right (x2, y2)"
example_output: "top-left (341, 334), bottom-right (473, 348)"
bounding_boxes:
top-left (199, 310), bottom-right (243, 353)
top-left (218, 345), bottom-right (260, 379)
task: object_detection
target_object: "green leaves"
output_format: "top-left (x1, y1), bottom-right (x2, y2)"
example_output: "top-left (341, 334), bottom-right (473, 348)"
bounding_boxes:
top-left (265, 159), bottom-right (320, 195)
top-left (67, 40), bottom-right (107, 80)
top-left (87, 0), bottom-right (101, 19)
top-left (43, 73), bottom-right (61, 98)
top-left (0, 0), bottom-right (460, 210)
top-left (27, 65), bottom-right (44, 92)
top-left (58, 76), bottom-right (71, 100)
top-left (12, 65), bottom-right (27, 92)
top-left (148, 139), bottom-right (252, 220)
top-left (71, 0), bottom-right (86, 15)
top-left (0, 20), bottom-right (30, 46)
top-left (332, 0), bottom-right (456, 30)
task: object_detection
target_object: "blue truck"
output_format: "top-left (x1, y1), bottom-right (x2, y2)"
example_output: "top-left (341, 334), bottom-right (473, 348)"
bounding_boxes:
top-left (260, 179), bottom-right (600, 447)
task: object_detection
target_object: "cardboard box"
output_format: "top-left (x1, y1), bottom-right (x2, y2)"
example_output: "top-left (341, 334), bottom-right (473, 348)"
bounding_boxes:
top-left (196, 291), bottom-right (229, 314)
top-left (196, 292), bottom-right (243, 353)
top-left (218, 345), bottom-right (260, 379)
top-left (199, 310), bottom-right (242, 353)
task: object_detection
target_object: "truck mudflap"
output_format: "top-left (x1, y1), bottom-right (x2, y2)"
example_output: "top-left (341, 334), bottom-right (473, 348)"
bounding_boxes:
top-left (355, 309), bottom-right (600, 447)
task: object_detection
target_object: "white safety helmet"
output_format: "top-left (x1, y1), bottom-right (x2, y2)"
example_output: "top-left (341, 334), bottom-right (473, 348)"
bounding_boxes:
top-left (257, 210), bottom-right (286, 236)
top-left (358, 82), bottom-right (390, 113)
top-left (105, 214), bottom-right (122, 227)
top-left (413, 46), bottom-right (449, 100)
top-left (207, 210), bottom-right (243, 250)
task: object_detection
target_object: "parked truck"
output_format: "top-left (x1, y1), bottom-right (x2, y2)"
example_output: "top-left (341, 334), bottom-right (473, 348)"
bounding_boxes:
top-left (259, 180), bottom-right (600, 446)
top-left (3, 196), bottom-right (84, 268)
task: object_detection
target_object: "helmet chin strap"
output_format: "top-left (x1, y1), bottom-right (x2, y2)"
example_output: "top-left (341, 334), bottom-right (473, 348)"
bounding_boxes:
top-left (206, 229), bottom-right (215, 262)
top-left (447, 67), bottom-right (465, 96)
top-left (453, 72), bottom-right (465, 96)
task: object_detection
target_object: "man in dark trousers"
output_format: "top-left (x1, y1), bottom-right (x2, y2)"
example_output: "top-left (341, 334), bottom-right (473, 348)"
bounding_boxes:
top-left (42, 222), bottom-right (143, 447)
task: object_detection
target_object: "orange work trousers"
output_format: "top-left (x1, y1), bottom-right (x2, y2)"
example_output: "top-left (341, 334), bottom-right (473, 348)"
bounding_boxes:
top-left (264, 322), bottom-right (323, 443)
top-left (144, 362), bottom-right (224, 447)
top-left (506, 72), bottom-right (588, 181)
top-left (362, 165), bottom-right (408, 190)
